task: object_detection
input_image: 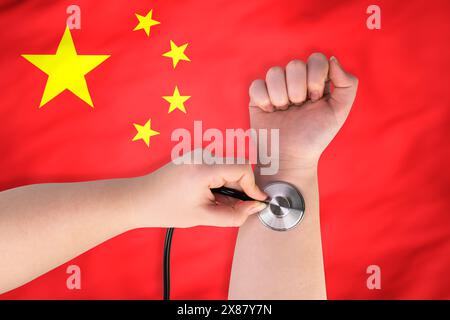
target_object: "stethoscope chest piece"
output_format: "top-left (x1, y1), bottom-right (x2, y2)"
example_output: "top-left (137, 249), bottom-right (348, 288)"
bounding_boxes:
top-left (258, 182), bottom-right (305, 231)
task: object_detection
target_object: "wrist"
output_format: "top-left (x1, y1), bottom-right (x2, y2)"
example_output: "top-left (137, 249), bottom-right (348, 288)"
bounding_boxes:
top-left (255, 162), bottom-right (318, 186)
top-left (255, 162), bottom-right (320, 224)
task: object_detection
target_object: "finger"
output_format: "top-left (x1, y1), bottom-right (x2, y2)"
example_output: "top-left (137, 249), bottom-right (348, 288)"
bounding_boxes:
top-left (249, 79), bottom-right (274, 112)
top-left (206, 164), bottom-right (267, 201)
top-left (265, 66), bottom-right (289, 110)
top-left (214, 193), bottom-right (240, 207)
top-left (204, 201), bottom-right (267, 227)
top-left (307, 52), bottom-right (329, 102)
top-left (237, 166), bottom-right (267, 201)
top-left (286, 59), bottom-right (307, 104)
top-left (328, 56), bottom-right (358, 123)
top-left (221, 180), bottom-right (241, 191)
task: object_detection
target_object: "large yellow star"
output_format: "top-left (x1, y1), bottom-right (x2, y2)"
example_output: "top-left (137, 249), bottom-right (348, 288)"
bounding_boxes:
top-left (162, 40), bottom-right (190, 68)
top-left (132, 119), bottom-right (160, 147)
top-left (163, 86), bottom-right (191, 113)
top-left (133, 9), bottom-right (160, 36)
top-left (22, 26), bottom-right (110, 108)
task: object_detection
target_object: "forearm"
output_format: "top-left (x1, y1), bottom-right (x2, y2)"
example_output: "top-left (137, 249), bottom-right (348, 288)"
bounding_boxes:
top-left (228, 166), bottom-right (326, 299)
top-left (0, 177), bottom-right (143, 294)
top-left (0, 157), bottom-right (269, 294)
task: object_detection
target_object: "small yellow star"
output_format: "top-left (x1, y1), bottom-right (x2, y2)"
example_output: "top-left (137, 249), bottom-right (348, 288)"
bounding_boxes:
top-left (22, 26), bottom-right (110, 108)
top-left (133, 10), bottom-right (160, 36)
top-left (163, 86), bottom-right (191, 113)
top-left (162, 40), bottom-right (190, 68)
top-left (132, 119), bottom-right (160, 147)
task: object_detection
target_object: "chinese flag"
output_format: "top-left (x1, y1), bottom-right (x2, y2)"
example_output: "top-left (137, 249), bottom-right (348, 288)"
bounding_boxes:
top-left (0, 0), bottom-right (449, 299)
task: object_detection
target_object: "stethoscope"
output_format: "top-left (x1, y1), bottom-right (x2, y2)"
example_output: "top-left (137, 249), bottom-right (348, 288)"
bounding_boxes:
top-left (163, 181), bottom-right (305, 299)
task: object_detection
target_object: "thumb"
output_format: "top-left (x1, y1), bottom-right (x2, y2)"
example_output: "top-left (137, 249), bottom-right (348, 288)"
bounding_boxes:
top-left (204, 201), bottom-right (267, 227)
top-left (328, 56), bottom-right (358, 124)
top-left (238, 169), bottom-right (268, 201)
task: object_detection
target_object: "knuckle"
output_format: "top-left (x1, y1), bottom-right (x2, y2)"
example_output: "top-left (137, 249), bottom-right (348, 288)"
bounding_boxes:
top-left (273, 99), bottom-right (289, 107)
top-left (308, 81), bottom-right (324, 91)
top-left (266, 66), bottom-right (284, 78)
top-left (249, 79), bottom-right (264, 91)
top-left (249, 79), bottom-right (271, 107)
top-left (308, 52), bottom-right (327, 62)
top-left (260, 102), bottom-right (273, 111)
top-left (289, 94), bottom-right (306, 104)
top-left (286, 59), bottom-right (306, 70)
top-left (259, 97), bottom-right (272, 107)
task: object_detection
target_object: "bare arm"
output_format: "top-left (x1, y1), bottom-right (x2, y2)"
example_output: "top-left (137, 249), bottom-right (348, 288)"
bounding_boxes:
top-left (0, 178), bottom-right (136, 294)
top-left (0, 156), bottom-right (266, 294)
top-left (229, 168), bottom-right (325, 299)
top-left (229, 54), bottom-right (358, 299)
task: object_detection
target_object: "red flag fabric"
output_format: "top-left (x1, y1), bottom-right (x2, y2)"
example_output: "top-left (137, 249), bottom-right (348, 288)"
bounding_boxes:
top-left (0, 0), bottom-right (449, 299)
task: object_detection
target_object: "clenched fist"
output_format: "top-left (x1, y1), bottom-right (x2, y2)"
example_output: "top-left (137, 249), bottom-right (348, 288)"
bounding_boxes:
top-left (249, 53), bottom-right (358, 172)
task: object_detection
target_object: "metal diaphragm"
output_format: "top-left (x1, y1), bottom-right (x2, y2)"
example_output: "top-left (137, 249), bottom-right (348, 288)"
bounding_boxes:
top-left (258, 182), bottom-right (305, 231)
